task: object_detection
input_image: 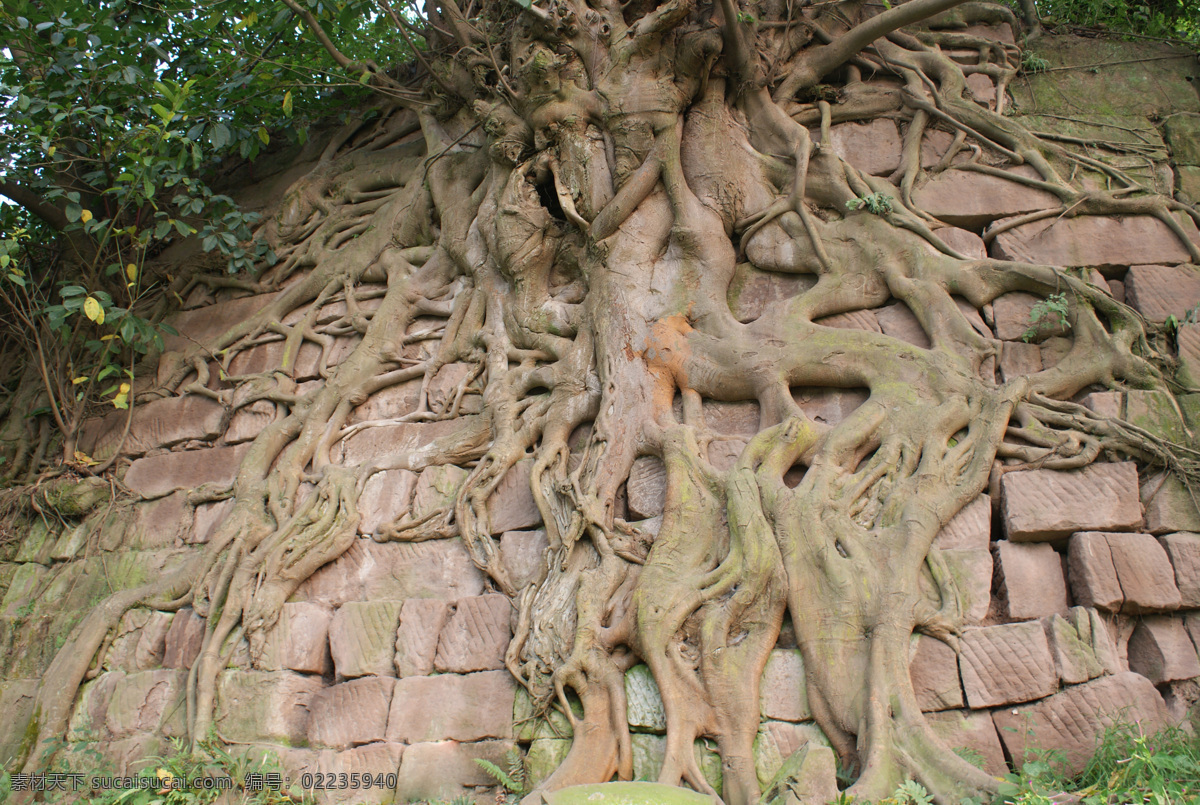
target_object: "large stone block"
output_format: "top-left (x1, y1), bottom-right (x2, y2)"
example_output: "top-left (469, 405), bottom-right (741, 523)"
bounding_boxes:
top-left (164, 292), bottom-right (281, 352)
top-left (1044, 607), bottom-right (1119, 685)
top-left (349, 379), bottom-right (421, 424)
top-left (629, 734), bottom-right (722, 795)
top-left (909, 636), bottom-right (963, 712)
top-left (625, 664), bottom-right (666, 732)
top-left (990, 213), bottom-right (1200, 268)
top-left (1125, 389), bottom-right (1190, 444)
top-left (358, 469), bottom-right (417, 536)
top-left (959, 622), bottom-right (1059, 708)
top-left (933, 495), bottom-right (990, 552)
top-left (293, 537), bottom-right (484, 606)
top-left (124, 444), bottom-right (251, 500)
top-left (411, 463), bottom-right (469, 518)
top-left (1161, 532), bottom-right (1200, 607)
top-left (998, 341), bottom-right (1043, 381)
top-left (791, 387), bottom-right (870, 428)
top-left (527, 738), bottom-right (572, 788)
top-left (813, 309), bottom-right (882, 332)
top-left (106, 669), bottom-right (188, 738)
top-left (163, 607), bottom-right (205, 670)
top-left (1068, 532), bottom-right (1123, 612)
top-left (252, 601), bottom-right (333, 675)
top-left (312, 742), bottom-right (405, 805)
top-left (385, 671), bottom-right (515, 743)
top-left (394, 740), bottom-right (516, 804)
top-left (394, 598), bottom-right (452, 677)
top-left (499, 529), bottom-right (548, 591)
top-left (216, 670), bottom-right (325, 744)
top-left (829, 119), bottom-right (902, 176)
top-left (487, 458), bottom-right (542, 534)
top-left (191, 498), bottom-right (235, 544)
top-left (924, 710), bottom-right (1007, 776)
top-left (123, 493), bottom-right (192, 550)
top-left (225, 400), bottom-right (277, 444)
top-left (875, 303), bottom-right (931, 348)
top-left (329, 600), bottom-right (404, 678)
top-left (69, 672), bottom-right (121, 741)
top-left (919, 547), bottom-right (993, 625)
top-left (760, 649), bottom-right (810, 722)
top-left (1105, 532), bottom-right (1182, 613)
top-left (1125, 264), bottom-right (1200, 324)
top-left (992, 292), bottom-right (1071, 343)
top-left (80, 395), bottom-right (226, 461)
top-left (727, 265), bottom-right (816, 323)
top-left (338, 417), bottom-right (470, 465)
top-left (307, 677), bottom-right (396, 749)
top-left (753, 720), bottom-right (830, 790)
top-left (994, 541), bottom-right (1069, 621)
top-left (914, 169), bottom-right (1058, 230)
top-left (993, 672), bottom-right (1169, 776)
top-left (1143, 474), bottom-right (1200, 535)
top-left (1001, 463), bottom-right (1141, 541)
top-left (628, 456), bottom-right (666, 520)
top-left (1127, 616), bottom-right (1200, 684)
top-left (0, 679), bottom-right (39, 766)
top-left (434, 594), bottom-right (511, 673)
top-left (104, 609), bottom-right (173, 672)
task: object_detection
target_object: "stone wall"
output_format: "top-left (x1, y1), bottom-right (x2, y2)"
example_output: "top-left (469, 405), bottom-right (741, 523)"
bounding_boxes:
top-left (3, 26), bottom-right (1200, 805)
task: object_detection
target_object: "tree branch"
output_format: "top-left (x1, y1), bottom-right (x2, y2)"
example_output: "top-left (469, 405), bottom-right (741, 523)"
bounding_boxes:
top-left (0, 178), bottom-right (68, 230)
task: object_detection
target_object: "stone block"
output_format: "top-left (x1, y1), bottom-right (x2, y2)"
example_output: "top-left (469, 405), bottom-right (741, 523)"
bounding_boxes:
top-left (628, 456), bottom-right (666, 520)
top-left (314, 743), bottom-right (405, 805)
top-left (934, 495), bottom-right (991, 552)
top-left (993, 672), bottom-right (1169, 776)
top-left (487, 458), bottom-right (542, 534)
top-left (358, 469), bottom-right (417, 535)
top-left (427, 362), bottom-right (479, 413)
top-left (914, 169), bottom-right (1058, 230)
top-left (1178, 324), bottom-right (1200, 387)
top-left (435, 594), bottom-right (511, 673)
top-left (920, 547), bottom-right (993, 625)
top-left (329, 600), bottom-right (403, 678)
top-left (909, 636), bottom-right (963, 712)
top-left (1127, 616), bottom-right (1200, 684)
top-left (164, 292), bottom-right (281, 352)
top-left (385, 671), bottom-right (515, 742)
top-left (96, 734), bottom-right (167, 778)
top-left (515, 687), bottom-right (575, 741)
top-left (1126, 390), bottom-right (1190, 444)
top-left (80, 395), bottom-right (226, 461)
top-left (727, 265), bottom-right (816, 323)
top-left (0, 679), bottom-right (39, 766)
top-left (959, 622), bottom-right (1058, 708)
top-left (338, 417), bottom-right (468, 466)
top-left (967, 72), bottom-right (997, 107)
top-left (293, 537), bottom-right (484, 606)
top-left (410, 464), bottom-right (469, 519)
top-left (758, 742), bottom-right (838, 805)
top-left (1080, 391), bottom-right (1123, 419)
top-left (1143, 474), bottom-right (1200, 535)
top-left (1105, 532), bottom-right (1182, 613)
top-left (924, 710), bottom-right (1007, 776)
top-left (1160, 532), bottom-right (1200, 607)
top-left (994, 541), bottom-right (1069, 620)
top-left (253, 601), bottom-right (333, 675)
top-left (349, 379), bottom-right (421, 424)
top-left (829, 119), bottom-right (902, 176)
top-left (991, 213), bottom-right (1200, 268)
top-left (163, 607), bottom-right (205, 669)
top-left (813, 309), bottom-right (882, 332)
top-left (105, 669), bottom-right (188, 738)
top-left (1045, 607), bottom-right (1119, 685)
top-left (226, 400), bottom-right (277, 444)
top-left (69, 672), bottom-right (121, 741)
top-left (527, 738), bottom-right (571, 787)
top-left (394, 598), bottom-right (452, 677)
top-left (760, 649), bottom-right (810, 722)
top-left (216, 670), bottom-right (325, 744)
top-left (500, 529), bottom-right (548, 591)
top-left (124, 444), bottom-right (250, 500)
top-left (1126, 264), bottom-right (1200, 325)
top-left (791, 387), bottom-right (870, 428)
top-left (992, 292), bottom-right (1071, 343)
top-left (307, 677), bottom-right (396, 749)
top-left (875, 302), bottom-right (931, 348)
top-left (1164, 114), bottom-right (1200, 164)
top-left (753, 720), bottom-right (830, 790)
top-left (543, 783), bottom-right (716, 805)
top-left (1068, 532), bottom-right (1123, 612)
top-left (999, 341), bottom-right (1043, 381)
top-left (191, 498), bottom-right (235, 544)
top-left (630, 732), bottom-right (722, 791)
top-left (1001, 463), bottom-right (1141, 542)
top-left (394, 740), bottom-right (517, 804)
top-left (935, 229), bottom-right (988, 260)
top-left (625, 664), bottom-right (666, 732)
top-left (105, 609), bottom-right (174, 672)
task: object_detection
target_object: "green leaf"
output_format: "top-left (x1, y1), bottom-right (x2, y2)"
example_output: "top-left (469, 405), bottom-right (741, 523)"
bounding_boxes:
top-left (257, 127), bottom-right (270, 145)
top-left (65, 203), bottom-right (82, 222)
top-left (151, 103), bottom-right (173, 123)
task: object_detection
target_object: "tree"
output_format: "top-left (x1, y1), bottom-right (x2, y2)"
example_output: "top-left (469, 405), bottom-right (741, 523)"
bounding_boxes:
top-left (3, 0), bottom-right (1199, 803)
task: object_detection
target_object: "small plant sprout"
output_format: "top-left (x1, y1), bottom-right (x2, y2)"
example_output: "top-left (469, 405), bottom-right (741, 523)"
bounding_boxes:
top-left (846, 192), bottom-right (894, 215)
top-left (1022, 292), bottom-right (1071, 342)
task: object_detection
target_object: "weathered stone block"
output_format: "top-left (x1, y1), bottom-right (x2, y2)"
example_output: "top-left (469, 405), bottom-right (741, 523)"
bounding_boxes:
top-left (394, 597), bottom-right (452, 677)
top-left (121, 493), bottom-right (192, 550)
top-left (999, 341), bottom-right (1043, 381)
top-left (625, 663), bottom-right (666, 732)
top-left (515, 687), bottom-right (575, 741)
top-left (992, 292), bottom-right (1071, 343)
top-left (628, 456), bottom-right (666, 520)
top-left (427, 362), bottom-right (479, 413)
top-left (338, 417), bottom-right (468, 466)
top-left (914, 169), bottom-right (1058, 230)
top-left (225, 400), bottom-right (277, 445)
top-left (993, 672), bottom-right (1169, 776)
top-left (410, 464), bottom-right (469, 519)
top-left (920, 547), bottom-right (993, 625)
top-left (191, 498), bottom-right (235, 544)
top-left (80, 395), bottom-right (226, 460)
top-left (487, 458), bottom-right (542, 534)
top-left (69, 672), bottom-right (120, 741)
top-left (163, 607), bottom-right (205, 669)
top-left (875, 302), bottom-right (931, 348)
top-left (812, 309), bottom-right (882, 332)
top-left (357, 469), bottom-right (417, 535)
top-left (791, 387), bottom-right (870, 428)
top-left (1125, 264), bottom-right (1200, 324)
top-left (994, 541), bottom-right (1069, 620)
top-left (1164, 113), bottom-right (1200, 165)
top-left (1080, 391), bottom-right (1123, 419)
top-left (1128, 616), bottom-right (1200, 684)
top-left (385, 671), bottom-right (515, 742)
top-left (527, 738), bottom-right (571, 788)
top-left (394, 740), bottom-right (517, 804)
top-left (0, 679), bottom-right (39, 766)
top-left (924, 710), bottom-right (1007, 776)
top-left (727, 265), bottom-right (816, 323)
top-left (349, 379), bottom-right (420, 424)
top-left (106, 669), bottom-right (188, 738)
top-left (753, 721), bottom-right (830, 790)
top-left (933, 495), bottom-right (990, 552)
top-left (760, 649), bottom-right (810, 722)
top-left (1001, 463), bottom-right (1141, 542)
top-left (1105, 532), bottom-right (1182, 613)
top-left (293, 537), bottom-right (484, 606)
top-left (105, 609), bottom-right (174, 672)
top-left (124, 444), bottom-right (251, 500)
top-left (1178, 323), bottom-right (1200, 387)
top-left (307, 677), bottom-right (396, 749)
top-left (630, 733), bottom-right (722, 791)
top-left (435, 594), bottom-right (511, 673)
top-left (499, 529), bottom-right (548, 591)
top-left (329, 600), bottom-right (403, 678)
top-left (1143, 474), bottom-right (1200, 535)
top-left (1044, 607), bottom-right (1119, 685)
top-left (314, 743), bottom-right (405, 805)
top-left (959, 622), bottom-right (1059, 708)
top-left (1161, 532), bottom-right (1200, 607)
top-left (253, 601), bottom-right (333, 675)
top-left (990, 213), bottom-right (1200, 268)
top-left (164, 292), bottom-right (281, 352)
top-left (758, 742), bottom-right (838, 805)
top-left (1068, 532), bottom-right (1123, 612)
top-left (216, 670), bottom-right (325, 744)
top-left (829, 119), bottom-right (902, 176)
top-left (909, 636), bottom-right (963, 712)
